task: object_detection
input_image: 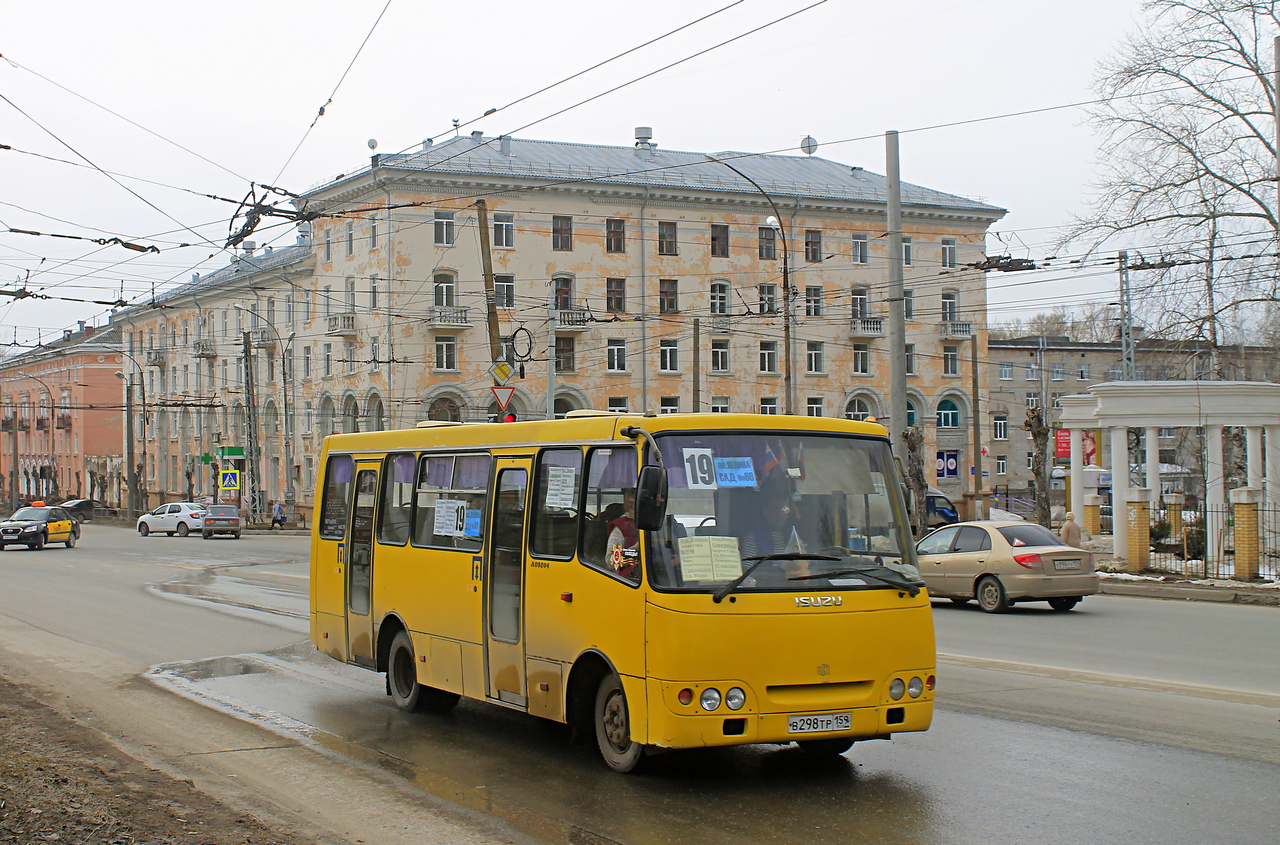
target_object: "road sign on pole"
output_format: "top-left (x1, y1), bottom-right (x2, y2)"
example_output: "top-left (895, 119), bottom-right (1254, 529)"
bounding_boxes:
top-left (488, 360), bottom-right (515, 385)
top-left (491, 386), bottom-right (516, 411)
top-left (219, 469), bottom-right (241, 491)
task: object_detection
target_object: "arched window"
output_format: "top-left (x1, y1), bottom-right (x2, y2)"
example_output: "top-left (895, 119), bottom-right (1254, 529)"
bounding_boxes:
top-left (845, 397), bottom-right (872, 421)
top-left (851, 286), bottom-right (870, 318)
top-left (341, 396), bottom-right (360, 433)
top-left (553, 397), bottom-right (576, 419)
top-left (426, 397), bottom-right (460, 422)
top-left (710, 281), bottom-right (729, 315)
top-left (907, 401), bottom-right (917, 428)
top-left (433, 273), bottom-right (456, 307)
top-left (937, 399), bottom-right (960, 429)
top-left (365, 395), bottom-right (385, 431)
top-left (318, 396), bottom-right (336, 435)
top-left (941, 290), bottom-right (959, 322)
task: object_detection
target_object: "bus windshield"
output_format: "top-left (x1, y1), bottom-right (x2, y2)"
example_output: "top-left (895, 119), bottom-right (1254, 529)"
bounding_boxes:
top-left (647, 431), bottom-right (920, 593)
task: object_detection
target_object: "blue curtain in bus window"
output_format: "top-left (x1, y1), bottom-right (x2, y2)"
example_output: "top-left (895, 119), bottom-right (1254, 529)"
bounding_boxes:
top-left (454, 454), bottom-right (490, 489)
top-left (423, 455), bottom-right (454, 487)
top-left (378, 453), bottom-right (416, 546)
top-left (531, 449), bottom-right (582, 559)
top-left (587, 446), bottom-right (638, 489)
top-left (320, 455), bottom-right (356, 539)
top-left (393, 453), bottom-right (416, 482)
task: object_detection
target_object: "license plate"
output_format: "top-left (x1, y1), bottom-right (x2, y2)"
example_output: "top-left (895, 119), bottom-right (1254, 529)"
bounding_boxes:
top-left (1053, 559), bottom-right (1080, 570)
top-left (788, 713), bottom-right (851, 734)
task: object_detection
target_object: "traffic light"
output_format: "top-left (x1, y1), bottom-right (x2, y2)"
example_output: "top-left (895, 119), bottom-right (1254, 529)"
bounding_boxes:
top-left (502, 412), bottom-right (517, 423)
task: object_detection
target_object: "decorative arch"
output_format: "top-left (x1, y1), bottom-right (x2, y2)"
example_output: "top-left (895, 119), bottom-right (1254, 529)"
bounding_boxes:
top-left (553, 384), bottom-right (592, 415)
top-left (841, 387), bottom-right (884, 421)
top-left (934, 390), bottom-right (970, 431)
top-left (262, 401), bottom-right (280, 455)
top-left (341, 393), bottom-right (361, 433)
top-left (365, 392), bottom-right (386, 432)
top-left (317, 394), bottom-right (337, 435)
top-left (418, 383), bottom-right (475, 421)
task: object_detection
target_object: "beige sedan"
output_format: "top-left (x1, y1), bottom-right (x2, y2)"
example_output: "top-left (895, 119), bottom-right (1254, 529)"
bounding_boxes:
top-left (915, 520), bottom-right (1099, 613)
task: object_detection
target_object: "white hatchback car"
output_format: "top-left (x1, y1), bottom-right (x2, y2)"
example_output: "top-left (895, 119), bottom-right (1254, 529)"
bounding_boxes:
top-left (137, 502), bottom-right (207, 537)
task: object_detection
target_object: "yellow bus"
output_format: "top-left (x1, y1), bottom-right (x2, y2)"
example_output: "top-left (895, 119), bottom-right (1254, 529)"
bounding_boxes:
top-left (310, 411), bottom-right (935, 771)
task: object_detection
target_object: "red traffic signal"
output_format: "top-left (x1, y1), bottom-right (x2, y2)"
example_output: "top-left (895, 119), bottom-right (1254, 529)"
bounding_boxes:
top-left (502, 412), bottom-right (517, 423)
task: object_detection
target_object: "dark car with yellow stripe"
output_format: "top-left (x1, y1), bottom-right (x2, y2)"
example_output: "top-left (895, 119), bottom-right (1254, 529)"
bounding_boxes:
top-left (0, 506), bottom-right (78, 550)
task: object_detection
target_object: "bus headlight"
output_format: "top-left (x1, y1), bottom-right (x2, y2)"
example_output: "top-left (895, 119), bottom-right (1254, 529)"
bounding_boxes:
top-left (700, 688), bottom-right (722, 711)
top-left (725, 687), bottom-right (746, 711)
top-left (889, 678), bottom-right (906, 700)
top-left (907, 677), bottom-right (924, 698)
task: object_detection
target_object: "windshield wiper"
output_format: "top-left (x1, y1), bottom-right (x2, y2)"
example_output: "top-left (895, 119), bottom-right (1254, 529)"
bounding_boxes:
top-left (789, 563), bottom-right (922, 597)
top-left (712, 552), bottom-right (840, 603)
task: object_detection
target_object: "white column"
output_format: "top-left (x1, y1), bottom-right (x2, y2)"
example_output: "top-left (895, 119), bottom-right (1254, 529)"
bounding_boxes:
top-left (1266, 425), bottom-right (1280, 512)
top-left (1110, 425), bottom-right (1129, 559)
top-left (1069, 427), bottom-right (1084, 516)
top-left (1206, 423), bottom-right (1225, 559)
top-left (1145, 426), bottom-right (1160, 504)
top-left (1246, 425), bottom-right (1263, 489)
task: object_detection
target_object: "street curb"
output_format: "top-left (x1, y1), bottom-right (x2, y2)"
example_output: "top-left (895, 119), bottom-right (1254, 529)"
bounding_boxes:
top-left (1099, 579), bottom-right (1279, 606)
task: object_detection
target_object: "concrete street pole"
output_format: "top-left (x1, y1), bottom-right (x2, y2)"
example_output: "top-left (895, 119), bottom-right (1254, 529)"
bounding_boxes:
top-left (886, 131), bottom-right (908, 464)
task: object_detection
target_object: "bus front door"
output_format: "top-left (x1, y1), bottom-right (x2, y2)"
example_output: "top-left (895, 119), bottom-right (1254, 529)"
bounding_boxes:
top-left (485, 461), bottom-right (529, 707)
top-left (345, 463), bottom-right (380, 668)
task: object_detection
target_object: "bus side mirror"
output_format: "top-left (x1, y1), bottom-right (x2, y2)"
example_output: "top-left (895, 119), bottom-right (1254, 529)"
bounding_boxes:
top-left (634, 465), bottom-right (668, 532)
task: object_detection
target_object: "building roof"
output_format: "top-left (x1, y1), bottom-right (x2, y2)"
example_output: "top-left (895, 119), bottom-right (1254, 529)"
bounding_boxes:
top-left (0, 324), bottom-right (121, 369)
top-left (312, 134), bottom-right (1006, 219)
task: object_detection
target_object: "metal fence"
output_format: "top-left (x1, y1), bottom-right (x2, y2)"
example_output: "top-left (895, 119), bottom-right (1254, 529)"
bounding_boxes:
top-left (1143, 505), bottom-right (1279, 581)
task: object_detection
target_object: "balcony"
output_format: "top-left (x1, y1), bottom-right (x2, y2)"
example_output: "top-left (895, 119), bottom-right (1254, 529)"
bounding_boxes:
top-left (552, 307), bottom-right (592, 331)
top-left (56, 413), bottom-right (71, 430)
top-left (707, 315), bottom-right (732, 333)
top-left (427, 305), bottom-right (472, 327)
top-left (16, 418), bottom-right (29, 431)
top-left (939, 321), bottom-right (974, 339)
top-left (0, 417), bottom-right (12, 432)
top-left (326, 312), bottom-right (358, 338)
top-left (248, 328), bottom-right (276, 349)
top-left (35, 416), bottom-right (50, 431)
top-left (849, 316), bottom-right (885, 338)
top-left (192, 338), bottom-right (218, 358)
top-left (145, 348), bottom-right (166, 367)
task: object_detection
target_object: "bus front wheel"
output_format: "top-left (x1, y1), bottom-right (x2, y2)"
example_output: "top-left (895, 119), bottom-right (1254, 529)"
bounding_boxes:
top-left (387, 630), bottom-right (459, 713)
top-left (595, 673), bottom-right (644, 773)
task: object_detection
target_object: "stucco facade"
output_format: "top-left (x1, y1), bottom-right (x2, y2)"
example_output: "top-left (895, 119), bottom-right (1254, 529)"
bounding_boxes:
top-left (110, 132), bottom-right (1005, 517)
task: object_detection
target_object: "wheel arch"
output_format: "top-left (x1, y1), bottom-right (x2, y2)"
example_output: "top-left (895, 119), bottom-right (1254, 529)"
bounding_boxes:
top-left (374, 612), bottom-right (411, 674)
top-left (566, 649), bottom-right (618, 736)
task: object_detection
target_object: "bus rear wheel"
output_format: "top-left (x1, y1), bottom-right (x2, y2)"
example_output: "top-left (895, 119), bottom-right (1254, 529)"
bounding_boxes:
top-left (595, 673), bottom-right (645, 773)
top-left (387, 630), bottom-right (459, 713)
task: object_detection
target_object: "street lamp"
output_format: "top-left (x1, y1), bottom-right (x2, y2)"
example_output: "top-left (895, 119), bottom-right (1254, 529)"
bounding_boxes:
top-left (703, 154), bottom-right (795, 414)
top-left (233, 304), bottom-right (295, 524)
top-left (18, 372), bottom-right (55, 500)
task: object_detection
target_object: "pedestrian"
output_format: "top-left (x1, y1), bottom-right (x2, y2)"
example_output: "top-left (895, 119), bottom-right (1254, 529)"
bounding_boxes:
top-left (269, 498), bottom-right (285, 529)
top-left (1060, 511), bottom-right (1083, 548)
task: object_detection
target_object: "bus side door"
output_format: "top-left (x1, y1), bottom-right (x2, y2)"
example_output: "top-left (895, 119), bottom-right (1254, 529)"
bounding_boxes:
top-left (485, 460), bottom-right (530, 706)
top-left (345, 462), bottom-right (381, 667)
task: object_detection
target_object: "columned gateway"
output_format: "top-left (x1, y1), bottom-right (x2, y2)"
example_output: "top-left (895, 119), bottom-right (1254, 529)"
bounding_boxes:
top-left (1058, 382), bottom-right (1280, 561)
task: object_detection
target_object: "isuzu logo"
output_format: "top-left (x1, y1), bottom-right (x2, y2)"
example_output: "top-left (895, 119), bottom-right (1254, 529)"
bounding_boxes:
top-left (795, 595), bottom-right (843, 607)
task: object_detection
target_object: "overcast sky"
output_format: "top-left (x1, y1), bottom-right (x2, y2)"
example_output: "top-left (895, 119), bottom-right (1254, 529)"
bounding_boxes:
top-left (1, 0), bottom-right (1146, 348)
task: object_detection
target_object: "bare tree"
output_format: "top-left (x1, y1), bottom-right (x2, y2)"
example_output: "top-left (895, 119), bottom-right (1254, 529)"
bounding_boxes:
top-left (1024, 405), bottom-right (1052, 528)
top-left (990, 303), bottom-right (1125, 342)
top-left (1064, 1), bottom-right (1280, 342)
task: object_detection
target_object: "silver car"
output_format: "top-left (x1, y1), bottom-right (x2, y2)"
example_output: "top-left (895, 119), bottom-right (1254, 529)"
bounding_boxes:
top-left (137, 502), bottom-right (207, 537)
top-left (916, 520), bottom-right (1099, 613)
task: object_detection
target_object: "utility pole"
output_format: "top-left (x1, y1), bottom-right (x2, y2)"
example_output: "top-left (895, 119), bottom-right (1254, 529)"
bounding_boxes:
top-left (1117, 250), bottom-right (1135, 380)
top-left (473, 200), bottom-right (505, 369)
top-left (692, 317), bottom-right (701, 412)
top-left (242, 332), bottom-right (261, 522)
top-left (970, 333), bottom-right (984, 520)
top-left (886, 131), bottom-right (908, 463)
top-left (120, 373), bottom-right (138, 517)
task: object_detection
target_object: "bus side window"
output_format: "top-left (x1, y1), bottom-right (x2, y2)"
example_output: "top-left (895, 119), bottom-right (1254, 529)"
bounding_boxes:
top-left (412, 454), bottom-right (455, 547)
top-left (377, 452), bottom-right (416, 546)
top-left (580, 446), bottom-right (637, 570)
top-left (319, 455), bottom-right (356, 540)
top-left (530, 448), bottom-right (582, 559)
top-left (451, 453), bottom-right (491, 552)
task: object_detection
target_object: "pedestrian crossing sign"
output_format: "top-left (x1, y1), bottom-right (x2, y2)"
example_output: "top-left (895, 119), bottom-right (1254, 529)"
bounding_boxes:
top-left (219, 469), bottom-right (241, 491)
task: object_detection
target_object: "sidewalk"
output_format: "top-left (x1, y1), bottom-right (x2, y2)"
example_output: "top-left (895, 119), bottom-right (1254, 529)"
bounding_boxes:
top-left (1089, 535), bottom-right (1279, 607)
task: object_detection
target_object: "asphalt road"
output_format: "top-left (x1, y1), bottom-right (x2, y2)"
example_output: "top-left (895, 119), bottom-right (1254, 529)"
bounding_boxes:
top-left (0, 524), bottom-right (1275, 845)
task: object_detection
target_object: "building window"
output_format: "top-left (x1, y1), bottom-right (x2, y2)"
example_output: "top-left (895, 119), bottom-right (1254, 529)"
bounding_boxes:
top-left (659, 279), bottom-right (679, 313)
top-left (323, 343), bottom-right (332, 377)
top-left (555, 336), bottom-right (575, 372)
top-left (605, 218), bottom-right (626, 253)
top-left (711, 338), bottom-right (730, 372)
top-left (371, 337), bottom-right (379, 371)
top-left (658, 221), bottom-right (678, 255)
top-left (711, 397), bottom-right (729, 413)
top-left (369, 277), bottom-right (379, 311)
top-left (994, 415), bottom-right (1009, 440)
top-left (905, 343), bottom-right (916, 375)
top-left (1052, 392), bottom-right (1063, 409)
top-left (758, 227), bottom-right (776, 260)
top-left (493, 212), bottom-right (515, 248)
top-left (344, 341), bottom-right (357, 373)
top-left (552, 215), bottom-right (573, 250)
top-left (806, 397), bottom-right (824, 417)
top-left (759, 341), bottom-right (778, 373)
top-left (845, 397), bottom-right (872, 421)
top-left (942, 237), bottom-right (957, 269)
top-left (607, 339), bottom-right (626, 372)
top-left (1025, 392), bottom-right (1041, 408)
top-left (944, 345), bottom-right (959, 376)
top-left (941, 291), bottom-right (959, 322)
top-left (302, 347), bottom-right (312, 379)
top-left (852, 343), bottom-right (870, 375)
top-left (346, 221), bottom-right (354, 255)
top-left (1026, 363), bottom-right (1038, 380)
top-left (904, 289), bottom-right (914, 320)
top-left (804, 229), bottom-right (823, 263)
top-left (660, 397), bottom-right (680, 414)
top-left (901, 236), bottom-right (913, 266)
top-left (1078, 363), bottom-right (1090, 380)
top-left (607, 396), bottom-right (628, 413)
top-left (370, 218), bottom-right (378, 249)
top-left (851, 233), bottom-right (868, 265)
top-left (606, 278), bottom-right (626, 312)
top-left (851, 286), bottom-right (869, 318)
top-left (996, 455), bottom-right (1007, 475)
top-left (433, 273), bottom-right (456, 307)
top-left (937, 399), bottom-right (960, 429)
top-left (1051, 363), bottom-right (1065, 381)
top-left (1159, 427), bottom-right (1176, 438)
top-left (710, 282), bottom-right (729, 315)
top-left (805, 286), bottom-right (824, 317)
top-left (323, 235), bottom-right (331, 262)
top-left (806, 341), bottom-right (824, 374)
top-left (659, 339), bottom-right (679, 372)
top-left (907, 401), bottom-right (917, 427)
top-left (710, 224), bottom-right (729, 257)
top-left (999, 362), bottom-right (1013, 380)
top-left (758, 283), bottom-right (777, 314)
top-left (433, 211), bottom-right (454, 246)
top-left (494, 274), bottom-right (515, 308)
top-left (435, 335), bottom-right (457, 370)
top-left (553, 277), bottom-right (573, 310)
top-left (760, 397), bottom-right (779, 415)
top-left (1027, 452), bottom-right (1035, 470)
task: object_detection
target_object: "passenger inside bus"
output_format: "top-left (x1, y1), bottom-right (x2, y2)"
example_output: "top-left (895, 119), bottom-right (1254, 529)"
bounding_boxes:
top-left (604, 488), bottom-right (639, 580)
top-left (739, 485), bottom-right (812, 582)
